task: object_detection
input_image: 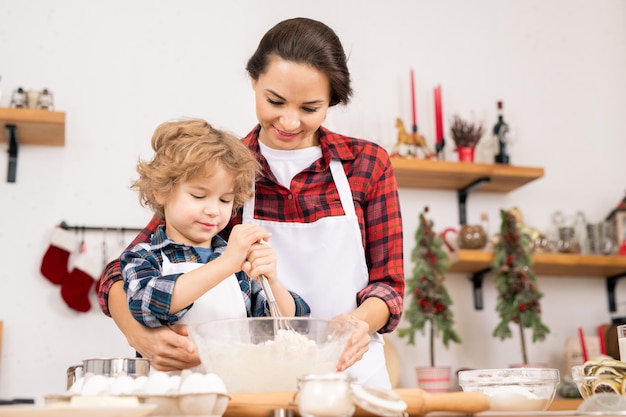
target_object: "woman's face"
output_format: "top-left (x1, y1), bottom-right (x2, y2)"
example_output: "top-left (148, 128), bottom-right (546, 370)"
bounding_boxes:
top-left (252, 56), bottom-right (330, 150)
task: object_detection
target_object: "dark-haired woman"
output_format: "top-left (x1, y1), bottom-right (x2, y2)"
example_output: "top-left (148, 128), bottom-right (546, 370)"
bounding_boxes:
top-left (97, 17), bottom-right (404, 388)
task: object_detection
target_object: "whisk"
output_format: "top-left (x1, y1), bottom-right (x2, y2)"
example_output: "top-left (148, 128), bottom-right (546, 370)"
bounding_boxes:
top-left (259, 274), bottom-right (293, 331)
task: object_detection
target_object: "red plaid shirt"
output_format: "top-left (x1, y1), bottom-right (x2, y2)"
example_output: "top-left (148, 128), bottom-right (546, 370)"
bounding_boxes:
top-left (97, 125), bottom-right (405, 332)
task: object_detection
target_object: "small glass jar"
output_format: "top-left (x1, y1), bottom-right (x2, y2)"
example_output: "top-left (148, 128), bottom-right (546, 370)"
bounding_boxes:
top-left (297, 373), bottom-right (355, 417)
top-left (297, 373), bottom-right (407, 417)
top-left (557, 227), bottom-right (581, 254)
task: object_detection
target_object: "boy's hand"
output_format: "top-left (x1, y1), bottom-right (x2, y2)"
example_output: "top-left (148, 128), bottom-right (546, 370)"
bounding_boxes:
top-left (222, 224), bottom-right (271, 272)
top-left (244, 240), bottom-right (278, 284)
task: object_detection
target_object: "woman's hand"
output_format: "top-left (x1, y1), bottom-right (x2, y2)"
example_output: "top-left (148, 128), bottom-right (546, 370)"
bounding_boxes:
top-left (128, 324), bottom-right (201, 371)
top-left (334, 314), bottom-right (370, 371)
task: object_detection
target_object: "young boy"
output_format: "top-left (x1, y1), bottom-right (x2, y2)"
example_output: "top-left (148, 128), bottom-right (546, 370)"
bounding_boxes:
top-left (121, 118), bottom-right (309, 327)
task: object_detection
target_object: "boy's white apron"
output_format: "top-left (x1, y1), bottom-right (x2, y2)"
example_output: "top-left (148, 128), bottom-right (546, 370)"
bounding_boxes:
top-left (160, 253), bottom-right (247, 324)
top-left (243, 159), bottom-right (390, 388)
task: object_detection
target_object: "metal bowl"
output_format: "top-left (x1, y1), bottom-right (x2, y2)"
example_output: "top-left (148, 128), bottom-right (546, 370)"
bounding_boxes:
top-left (188, 317), bottom-right (354, 393)
top-left (66, 357), bottom-right (151, 390)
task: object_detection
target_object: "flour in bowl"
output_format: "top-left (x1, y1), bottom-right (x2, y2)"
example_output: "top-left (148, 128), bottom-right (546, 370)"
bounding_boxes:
top-left (484, 385), bottom-right (552, 411)
top-left (197, 329), bottom-right (344, 392)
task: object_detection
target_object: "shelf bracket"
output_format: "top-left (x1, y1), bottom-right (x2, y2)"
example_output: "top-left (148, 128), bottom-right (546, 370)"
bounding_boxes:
top-left (606, 273), bottom-right (626, 312)
top-left (469, 268), bottom-right (491, 310)
top-left (5, 124), bottom-right (18, 183)
top-left (457, 177), bottom-right (491, 225)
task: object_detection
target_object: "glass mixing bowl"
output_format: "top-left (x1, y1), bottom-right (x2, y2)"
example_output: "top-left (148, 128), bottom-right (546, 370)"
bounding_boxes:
top-left (188, 317), bottom-right (354, 393)
top-left (572, 359), bottom-right (626, 398)
top-left (458, 368), bottom-right (560, 411)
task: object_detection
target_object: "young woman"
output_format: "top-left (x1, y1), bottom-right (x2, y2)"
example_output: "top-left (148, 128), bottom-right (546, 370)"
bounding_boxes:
top-left (97, 17), bottom-right (404, 388)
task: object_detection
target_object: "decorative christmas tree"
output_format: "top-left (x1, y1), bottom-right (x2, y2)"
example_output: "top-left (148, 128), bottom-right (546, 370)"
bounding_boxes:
top-left (492, 208), bottom-right (550, 364)
top-left (397, 207), bottom-right (461, 367)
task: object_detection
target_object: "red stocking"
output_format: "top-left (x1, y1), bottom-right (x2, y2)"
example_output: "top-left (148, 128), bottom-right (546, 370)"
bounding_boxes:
top-left (40, 227), bottom-right (76, 285)
top-left (61, 252), bottom-right (100, 312)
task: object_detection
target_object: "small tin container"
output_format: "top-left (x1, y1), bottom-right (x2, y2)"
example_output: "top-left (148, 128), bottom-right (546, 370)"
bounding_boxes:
top-left (66, 357), bottom-right (151, 390)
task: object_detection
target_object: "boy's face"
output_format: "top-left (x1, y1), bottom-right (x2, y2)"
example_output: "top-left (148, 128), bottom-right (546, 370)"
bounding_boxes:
top-left (157, 165), bottom-right (235, 247)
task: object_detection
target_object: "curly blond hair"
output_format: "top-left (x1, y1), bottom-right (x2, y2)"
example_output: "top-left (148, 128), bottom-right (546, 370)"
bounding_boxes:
top-left (132, 118), bottom-right (259, 219)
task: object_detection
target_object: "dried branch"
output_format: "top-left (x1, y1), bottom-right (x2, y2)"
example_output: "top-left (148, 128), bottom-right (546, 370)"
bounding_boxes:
top-left (450, 115), bottom-right (484, 148)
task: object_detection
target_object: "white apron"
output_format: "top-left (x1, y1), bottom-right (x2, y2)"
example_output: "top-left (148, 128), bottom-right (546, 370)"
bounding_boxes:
top-left (243, 159), bottom-right (390, 388)
top-left (160, 252), bottom-right (247, 325)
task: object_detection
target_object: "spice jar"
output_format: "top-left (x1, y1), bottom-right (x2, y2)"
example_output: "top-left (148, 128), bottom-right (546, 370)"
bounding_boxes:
top-left (557, 227), bottom-right (581, 254)
top-left (297, 373), bottom-right (355, 417)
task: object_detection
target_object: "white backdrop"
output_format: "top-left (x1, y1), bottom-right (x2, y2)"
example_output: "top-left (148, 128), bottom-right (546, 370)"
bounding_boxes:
top-left (1, 0), bottom-right (625, 400)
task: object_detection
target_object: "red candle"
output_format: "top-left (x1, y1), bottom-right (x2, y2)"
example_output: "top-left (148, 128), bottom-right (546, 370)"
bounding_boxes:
top-left (598, 325), bottom-right (606, 355)
top-left (410, 69), bottom-right (417, 129)
top-left (434, 85), bottom-right (443, 144)
top-left (578, 327), bottom-right (589, 362)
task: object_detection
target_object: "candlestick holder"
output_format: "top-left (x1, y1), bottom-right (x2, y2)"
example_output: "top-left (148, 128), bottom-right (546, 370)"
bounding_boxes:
top-left (436, 138), bottom-right (446, 160)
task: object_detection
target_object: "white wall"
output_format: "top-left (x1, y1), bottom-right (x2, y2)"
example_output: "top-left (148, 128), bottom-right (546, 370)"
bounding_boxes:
top-left (1, 0), bottom-right (625, 401)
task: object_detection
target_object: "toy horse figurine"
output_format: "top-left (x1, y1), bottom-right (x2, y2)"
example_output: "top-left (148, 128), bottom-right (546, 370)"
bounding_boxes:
top-left (392, 118), bottom-right (435, 158)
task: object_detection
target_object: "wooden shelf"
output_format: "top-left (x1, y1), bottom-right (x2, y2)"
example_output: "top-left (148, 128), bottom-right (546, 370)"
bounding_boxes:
top-left (448, 250), bottom-right (626, 277)
top-left (391, 155), bottom-right (626, 311)
top-left (0, 107), bottom-right (65, 146)
top-left (391, 157), bottom-right (544, 192)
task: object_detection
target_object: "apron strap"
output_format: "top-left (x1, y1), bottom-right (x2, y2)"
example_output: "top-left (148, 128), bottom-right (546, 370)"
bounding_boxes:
top-left (329, 160), bottom-right (356, 217)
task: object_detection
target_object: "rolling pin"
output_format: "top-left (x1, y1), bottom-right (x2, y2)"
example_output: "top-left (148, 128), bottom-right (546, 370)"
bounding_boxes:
top-left (225, 388), bottom-right (490, 417)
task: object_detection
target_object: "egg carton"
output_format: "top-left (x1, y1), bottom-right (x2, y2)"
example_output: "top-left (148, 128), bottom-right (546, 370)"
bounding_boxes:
top-left (139, 392), bottom-right (230, 416)
top-left (45, 392), bottom-right (230, 416)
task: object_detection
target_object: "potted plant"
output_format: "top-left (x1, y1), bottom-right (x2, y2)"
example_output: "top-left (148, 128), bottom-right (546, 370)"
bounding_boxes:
top-left (397, 207), bottom-right (462, 392)
top-left (450, 115), bottom-right (484, 162)
top-left (492, 208), bottom-right (550, 366)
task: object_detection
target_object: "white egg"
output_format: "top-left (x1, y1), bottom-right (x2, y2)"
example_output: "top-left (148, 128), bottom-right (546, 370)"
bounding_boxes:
top-left (167, 375), bottom-right (181, 394)
top-left (68, 376), bottom-right (85, 394)
top-left (110, 375), bottom-right (136, 395)
top-left (81, 374), bottom-right (112, 395)
top-left (144, 372), bottom-right (171, 395)
top-left (204, 373), bottom-right (227, 394)
top-left (133, 375), bottom-right (148, 393)
top-left (179, 372), bottom-right (208, 394)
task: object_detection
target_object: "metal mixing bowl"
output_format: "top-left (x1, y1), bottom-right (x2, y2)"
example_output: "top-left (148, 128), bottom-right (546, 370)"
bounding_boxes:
top-left (188, 317), bottom-right (354, 393)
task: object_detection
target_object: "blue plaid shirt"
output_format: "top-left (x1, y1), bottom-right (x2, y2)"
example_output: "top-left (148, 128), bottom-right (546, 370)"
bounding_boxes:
top-left (121, 225), bottom-right (310, 327)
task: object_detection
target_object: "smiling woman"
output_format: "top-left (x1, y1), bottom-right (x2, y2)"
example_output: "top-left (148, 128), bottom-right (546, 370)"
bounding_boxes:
top-left (97, 16), bottom-right (405, 391)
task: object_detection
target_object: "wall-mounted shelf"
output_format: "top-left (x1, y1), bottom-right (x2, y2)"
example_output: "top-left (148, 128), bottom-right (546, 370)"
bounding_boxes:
top-left (448, 249), bottom-right (626, 311)
top-left (0, 107), bottom-right (65, 182)
top-left (449, 250), bottom-right (626, 277)
top-left (0, 107), bottom-right (65, 146)
top-left (391, 157), bottom-right (544, 192)
top-left (391, 156), bottom-right (625, 312)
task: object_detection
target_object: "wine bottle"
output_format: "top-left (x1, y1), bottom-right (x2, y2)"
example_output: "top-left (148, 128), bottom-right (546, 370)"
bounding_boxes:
top-left (493, 101), bottom-right (510, 164)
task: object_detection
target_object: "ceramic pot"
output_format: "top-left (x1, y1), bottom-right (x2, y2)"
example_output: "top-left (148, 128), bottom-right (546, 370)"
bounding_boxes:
top-left (458, 225), bottom-right (487, 250)
top-left (457, 147), bottom-right (475, 162)
top-left (416, 366), bottom-right (451, 393)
